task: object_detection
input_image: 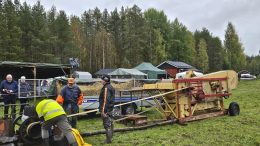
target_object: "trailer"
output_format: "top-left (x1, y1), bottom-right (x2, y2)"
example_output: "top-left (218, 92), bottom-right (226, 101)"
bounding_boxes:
top-left (82, 93), bottom-right (155, 117)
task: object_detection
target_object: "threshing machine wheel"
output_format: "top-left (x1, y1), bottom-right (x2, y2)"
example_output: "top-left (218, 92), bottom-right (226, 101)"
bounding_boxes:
top-left (18, 117), bottom-right (41, 145)
top-left (228, 102), bottom-right (240, 116)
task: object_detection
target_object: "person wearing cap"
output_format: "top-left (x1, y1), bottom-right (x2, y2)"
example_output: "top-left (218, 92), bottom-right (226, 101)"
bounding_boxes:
top-left (99, 75), bottom-right (115, 143)
top-left (56, 78), bottom-right (83, 128)
top-left (19, 76), bottom-right (31, 115)
top-left (0, 74), bottom-right (18, 119)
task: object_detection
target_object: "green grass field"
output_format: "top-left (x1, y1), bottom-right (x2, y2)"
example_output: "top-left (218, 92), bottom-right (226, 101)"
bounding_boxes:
top-left (1, 80), bottom-right (260, 146)
top-left (79, 80), bottom-right (260, 146)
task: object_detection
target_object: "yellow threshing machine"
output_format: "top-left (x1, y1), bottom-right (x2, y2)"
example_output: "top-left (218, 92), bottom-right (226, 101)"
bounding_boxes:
top-left (135, 70), bottom-right (240, 122)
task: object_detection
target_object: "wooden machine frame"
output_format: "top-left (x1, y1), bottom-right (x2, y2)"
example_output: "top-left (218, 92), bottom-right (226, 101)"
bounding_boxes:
top-left (119, 70), bottom-right (238, 123)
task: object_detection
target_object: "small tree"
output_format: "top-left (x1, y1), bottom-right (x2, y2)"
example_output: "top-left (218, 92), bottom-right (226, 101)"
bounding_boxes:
top-left (196, 39), bottom-right (209, 72)
top-left (224, 22), bottom-right (246, 71)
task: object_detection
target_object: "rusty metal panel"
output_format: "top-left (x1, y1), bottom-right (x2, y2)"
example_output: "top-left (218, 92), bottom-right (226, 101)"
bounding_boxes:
top-left (0, 118), bottom-right (13, 137)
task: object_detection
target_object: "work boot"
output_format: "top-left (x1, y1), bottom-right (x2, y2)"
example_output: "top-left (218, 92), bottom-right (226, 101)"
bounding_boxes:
top-left (111, 123), bottom-right (114, 137)
top-left (42, 138), bottom-right (50, 146)
top-left (105, 128), bottom-right (113, 144)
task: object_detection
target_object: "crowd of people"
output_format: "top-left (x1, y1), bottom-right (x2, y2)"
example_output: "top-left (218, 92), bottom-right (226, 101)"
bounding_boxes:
top-left (0, 74), bottom-right (115, 145)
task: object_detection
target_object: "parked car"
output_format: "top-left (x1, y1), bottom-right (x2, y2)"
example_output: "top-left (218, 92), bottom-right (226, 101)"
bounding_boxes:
top-left (240, 73), bottom-right (256, 80)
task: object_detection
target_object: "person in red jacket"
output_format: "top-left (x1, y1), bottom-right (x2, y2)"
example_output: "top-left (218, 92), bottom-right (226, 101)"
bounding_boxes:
top-left (56, 78), bottom-right (83, 128)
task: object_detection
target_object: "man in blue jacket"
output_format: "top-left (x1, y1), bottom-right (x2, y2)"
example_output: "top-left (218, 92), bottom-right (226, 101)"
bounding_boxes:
top-left (56, 78), bottom-right (83, 128)
top-left (0, 74), bottom-right (18, 119)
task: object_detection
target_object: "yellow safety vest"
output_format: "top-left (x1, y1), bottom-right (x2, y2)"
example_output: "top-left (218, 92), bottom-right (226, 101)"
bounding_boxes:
top-left (36, 99), bottom-right (66, 121)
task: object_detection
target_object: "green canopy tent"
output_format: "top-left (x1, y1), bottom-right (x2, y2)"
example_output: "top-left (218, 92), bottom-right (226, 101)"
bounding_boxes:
top-left (134, 62), bottom-right (166, 79)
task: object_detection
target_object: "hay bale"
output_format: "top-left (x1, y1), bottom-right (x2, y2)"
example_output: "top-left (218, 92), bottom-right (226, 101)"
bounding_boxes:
top-left (79, 80), bottom-right (134, 96)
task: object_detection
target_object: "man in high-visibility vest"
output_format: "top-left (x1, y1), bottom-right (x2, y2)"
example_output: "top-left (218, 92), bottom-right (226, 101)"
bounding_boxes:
top-left (36, 99), bottom-right (78, 146)
top-left (99, 75), bottom-right (115, 143)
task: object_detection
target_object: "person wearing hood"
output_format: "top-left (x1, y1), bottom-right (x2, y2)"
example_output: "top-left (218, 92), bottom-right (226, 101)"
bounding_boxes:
top-left (0, 74), bottom-right (18, 119)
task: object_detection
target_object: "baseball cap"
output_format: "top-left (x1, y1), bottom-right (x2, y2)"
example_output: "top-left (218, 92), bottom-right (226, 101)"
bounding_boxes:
top-left (101, 75), bottom-right (110, 82)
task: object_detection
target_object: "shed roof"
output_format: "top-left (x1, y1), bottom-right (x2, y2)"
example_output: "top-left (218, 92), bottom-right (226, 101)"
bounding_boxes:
top-left (0, 61), bottom-right (71, 79)
top-left (157, 61), bottom-right (194, 69)
top-left (0, 61), bottom-right (70, 68)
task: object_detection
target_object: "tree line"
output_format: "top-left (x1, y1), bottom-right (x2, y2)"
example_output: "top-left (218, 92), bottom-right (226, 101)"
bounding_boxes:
top-left (0, 0), bottom-right (259, 75)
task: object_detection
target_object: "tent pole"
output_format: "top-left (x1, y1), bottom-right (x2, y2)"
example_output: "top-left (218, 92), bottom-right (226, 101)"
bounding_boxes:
top-left (33, 66), bottom-right (36, 104)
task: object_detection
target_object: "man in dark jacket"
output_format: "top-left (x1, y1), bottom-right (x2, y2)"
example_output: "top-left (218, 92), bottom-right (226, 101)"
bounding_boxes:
top-left (19, 76), bottom-right (31, 115)
top-left (56, 78), bottom-right (83, 128)
top-left (0, 74), bottom-right (18, 119)
top-left (99, 75), bottom-right (115, 143)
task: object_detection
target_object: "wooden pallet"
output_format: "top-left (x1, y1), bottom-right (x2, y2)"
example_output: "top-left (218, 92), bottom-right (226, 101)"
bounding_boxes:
top-left (123, 115), bottom-right (148, 126)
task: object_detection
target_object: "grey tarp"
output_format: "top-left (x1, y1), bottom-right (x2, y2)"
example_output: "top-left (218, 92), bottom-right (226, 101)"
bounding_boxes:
top-left (94, 69), bottom-right (116, 77)
top-left (108, 68), bottom-right (147, 79)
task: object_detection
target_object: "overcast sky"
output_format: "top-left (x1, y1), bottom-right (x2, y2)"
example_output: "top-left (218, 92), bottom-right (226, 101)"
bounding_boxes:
top-left (20, 0), bottom-right (260, 56)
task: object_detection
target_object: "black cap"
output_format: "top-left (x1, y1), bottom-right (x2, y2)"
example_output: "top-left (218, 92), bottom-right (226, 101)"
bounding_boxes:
top-left (101, 75), bottom-right (110, 82)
